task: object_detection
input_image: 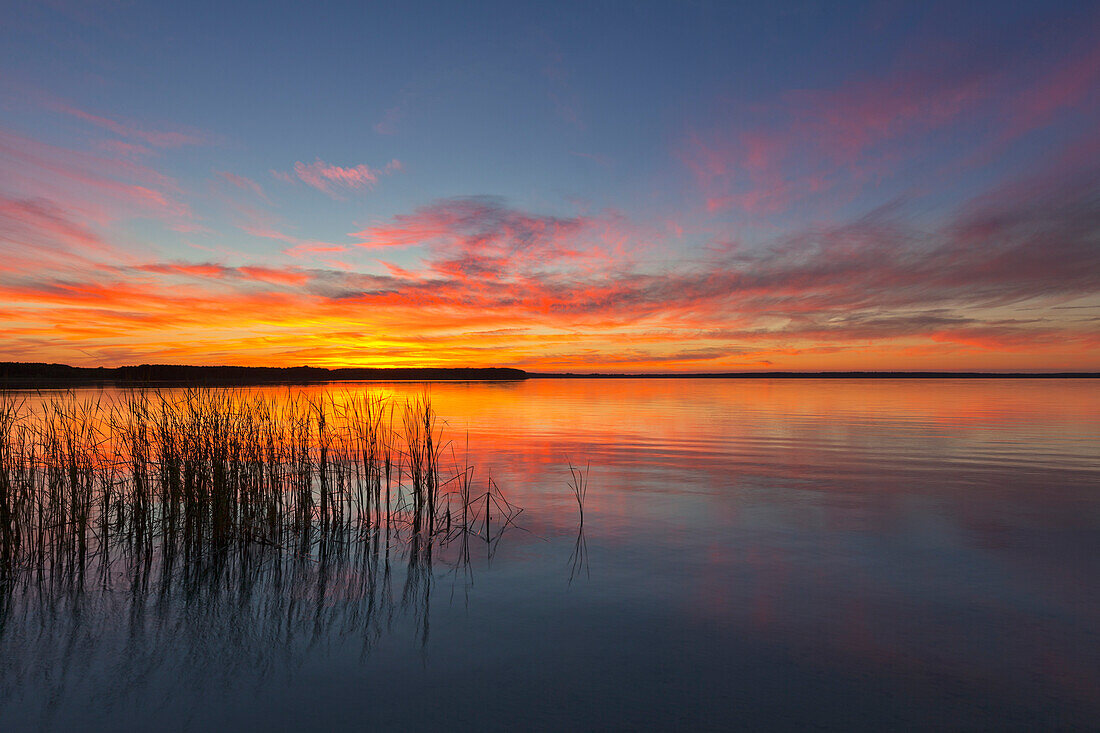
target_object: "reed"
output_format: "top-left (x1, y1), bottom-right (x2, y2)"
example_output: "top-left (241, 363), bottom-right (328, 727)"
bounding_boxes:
top-left (567, 460), bottom-right (590, 583)
top-left (567, 460), bottom-right (589, 528)
top-left (0, 388), bottom-right (507, 581)
top-left (0, 385), bottom-right (596, 722)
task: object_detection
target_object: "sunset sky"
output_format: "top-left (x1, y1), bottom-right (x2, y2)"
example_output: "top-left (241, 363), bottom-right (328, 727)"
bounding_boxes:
top-left (2, 0), bottom-right (1098, 371)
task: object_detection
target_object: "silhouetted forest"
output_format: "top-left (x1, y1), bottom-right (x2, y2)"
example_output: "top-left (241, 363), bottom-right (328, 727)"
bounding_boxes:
top-left (0, 362), bottom-right (528, 386)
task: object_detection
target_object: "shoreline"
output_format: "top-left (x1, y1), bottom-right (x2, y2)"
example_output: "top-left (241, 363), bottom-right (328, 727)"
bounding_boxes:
top-left (1, 361), bottom-right (1098, 388)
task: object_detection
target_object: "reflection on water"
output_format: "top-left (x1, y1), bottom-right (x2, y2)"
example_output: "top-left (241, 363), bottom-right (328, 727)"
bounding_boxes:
top-left (2, 378), bottom-right (1099, 731)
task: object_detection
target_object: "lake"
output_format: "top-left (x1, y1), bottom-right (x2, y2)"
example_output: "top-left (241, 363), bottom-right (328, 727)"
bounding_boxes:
top-left (1, 378), bottom-right (1098, 731)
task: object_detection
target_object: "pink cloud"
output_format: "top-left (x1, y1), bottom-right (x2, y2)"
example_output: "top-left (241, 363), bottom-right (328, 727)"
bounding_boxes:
top-left (379, 261), bottom-right (419, 279)
top-left (284, 243), bottom-right (349, 257)
top-left (0, 197), bottom-right (107, 252)
top-left (999, 33), bottom-right (1100, 143)
top-left (544, 48), bottom-right (584, 130)
top-left (237, 265), bottom-right (311, 286)
top-left (570, 151), bottom-right (612, 167)
top-left (683, 16), bottom-right (1100, 221)
top-left (279, 158), bottom-right (402, 198)
top-left (217, 171), bottom-right (267, 199)
top-left (0, 128), bottom-right (191, 225)
top-left (2, 91), bottom-right (1097, 370)
top-left (242, 225), bottom-right (349, 258)
top-left (374, 106), bottom-right (404, 135)
top-left (139, 262), bottom-right (230, 279)
top-left (680, 62), bottom-right (994, 216)
top-left (97, 140), bottom-right (154, 158)
top-left (136, 262), bottom-right (309, 287)
top-left (347, 197), bottom-right (622, 285)
top-left (47, 100), bottom-right (209, 148)
top-left (373, 89), bottom-right (417, 135)
top-left (6, 167), bottom-right (1095, 366)
top-left (0, 196), bottom-right (131, 273)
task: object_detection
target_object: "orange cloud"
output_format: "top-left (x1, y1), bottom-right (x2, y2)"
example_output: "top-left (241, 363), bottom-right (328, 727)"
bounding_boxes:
top-left (1, 120), bottom-right (1097, 371)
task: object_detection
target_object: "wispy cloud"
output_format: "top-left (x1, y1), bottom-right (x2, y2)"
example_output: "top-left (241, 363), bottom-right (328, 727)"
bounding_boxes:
top-left (276, 158), bottom-right (402, 199)
top-left (374, 91), bottom-right (416, 135)
top-left (570, 151), bottom-right (612, 167)
top-left (138, 261), bottom-right (312, 287)
top-left (97, 140), bottom-right (154, 158)
top-left (543, 48), bottom-right (584, 130)
top-left (216, 171), bottom-right (268, 201)
top-left (3, 48), bottom-right (1098, 371)
top-left (680, 17), bottom-right (1100, 217)
top-left (46, 99), bottom-right (210, 148)
top-left (242, 225), bottom-right (349, 259)
top-left (0, 197), bottom-right (107, 254)
top-left (0, 128), bottom-right (193, 228)
top-left (5, 151), bottom-right (1096, 370)
top-left (680, 63), bottom-right (993, 214)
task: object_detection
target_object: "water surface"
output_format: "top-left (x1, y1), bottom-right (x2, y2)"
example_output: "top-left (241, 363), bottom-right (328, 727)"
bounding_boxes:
top-left (2, 378), bottom-right (1098, 731)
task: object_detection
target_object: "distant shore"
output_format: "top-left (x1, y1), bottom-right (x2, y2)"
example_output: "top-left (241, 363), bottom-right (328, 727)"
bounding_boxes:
top-left (0, 363), bottom-right (527, 387)
top-left (528, 371), bottom-right (1100, 379)
top-left (1, 362), bottom-right (1097, 388)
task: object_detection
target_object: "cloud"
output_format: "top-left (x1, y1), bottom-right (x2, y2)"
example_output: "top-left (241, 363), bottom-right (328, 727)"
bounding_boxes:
top-left (46, 99), bottom-right (209, 148)
top-left (997, 20), bottom-right (1100, 143)
top-left (680, 16), bottom-right (1100, 217)
top-left (241, 225), bottom-right (349, 258)
top-left (2, 136), bottom-right (1097, 370)
top-left (570, 151), bottom-right (612, 167)
top-left (278, 158), bottom-right (403, 199)
top-left (543, 48), bottom-right (584, 130)
top-left (97, 140), bottom-right (154, 158)
top-left (0, 196), bottom-right (107, 254)
top-left (680, 61), bottom-right (993, 214)
top-left (137, 262), bottom-right (312, 288)
top-left (217, 171), bottom-right (266, 199)
top-left (0, 128), bottom-right (192, 225)
top-left (373, 109), bottom-right (402, 135)
top-left (348, 196), bottom-right (613, 279)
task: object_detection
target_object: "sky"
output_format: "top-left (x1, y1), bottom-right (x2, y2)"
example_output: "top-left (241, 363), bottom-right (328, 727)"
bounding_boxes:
top-left (1, 0), bottom-right (1098, 372)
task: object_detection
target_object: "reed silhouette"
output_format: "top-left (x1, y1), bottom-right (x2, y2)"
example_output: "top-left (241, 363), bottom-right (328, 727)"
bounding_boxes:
top-left (0, 387), bottom-right (587, 726)
top-left (567, 460), bottom-right (590, 583)
top-left (0, 389), bottom-right (532, 587)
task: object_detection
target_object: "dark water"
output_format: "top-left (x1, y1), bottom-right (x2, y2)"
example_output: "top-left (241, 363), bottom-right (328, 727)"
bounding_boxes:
top-left (2, 378), bottom-right (1098, 731)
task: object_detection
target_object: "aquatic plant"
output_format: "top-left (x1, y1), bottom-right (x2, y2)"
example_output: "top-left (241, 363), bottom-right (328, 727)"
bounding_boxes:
top-left (567, 460), bottom-right (590, 582)
top-left (0, 388), bottom-right (514, 582)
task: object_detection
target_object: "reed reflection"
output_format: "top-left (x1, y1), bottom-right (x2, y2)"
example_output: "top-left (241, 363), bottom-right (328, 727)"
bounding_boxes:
top-left (567, 461), bottom-right (589, 584)
top-left (0, 387), bottom-right (546, 725)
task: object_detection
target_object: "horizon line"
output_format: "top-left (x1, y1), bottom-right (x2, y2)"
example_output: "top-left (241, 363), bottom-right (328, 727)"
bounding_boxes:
top-left (1, 362), bottom-right (1098, 381)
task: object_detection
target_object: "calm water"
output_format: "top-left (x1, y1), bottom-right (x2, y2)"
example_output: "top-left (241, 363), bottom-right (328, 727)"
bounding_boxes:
top-left (2, 378), bottom-right (1098, 731)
